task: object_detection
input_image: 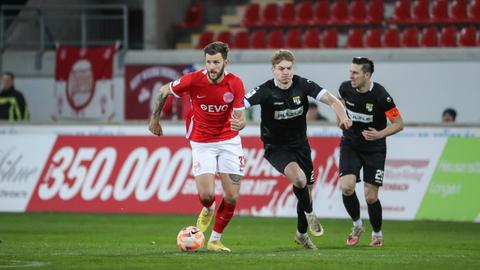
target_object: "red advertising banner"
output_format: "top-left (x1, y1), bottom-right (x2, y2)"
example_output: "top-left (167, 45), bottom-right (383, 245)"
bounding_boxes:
top-left (26, 136), bottom-right (340, 215)
top-left (124, 65), bottom-right (194, 120)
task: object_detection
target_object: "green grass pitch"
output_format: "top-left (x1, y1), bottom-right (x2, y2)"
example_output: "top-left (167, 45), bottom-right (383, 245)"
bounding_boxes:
top-left (0, 213), bottom-right (479, 269)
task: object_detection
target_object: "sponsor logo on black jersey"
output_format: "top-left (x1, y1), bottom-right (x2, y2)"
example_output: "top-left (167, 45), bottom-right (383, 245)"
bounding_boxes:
top-left (347, 109), bottom-right (373, 123)
top-left (274, 107), bottom-right (304, 120)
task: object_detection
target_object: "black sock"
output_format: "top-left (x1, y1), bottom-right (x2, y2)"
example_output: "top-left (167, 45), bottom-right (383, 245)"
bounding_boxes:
top-left (292, 185), bottom-right (312, 213)
top-left (297, 202), bottom-right (308, 234)
top-left (368, 200), bottom-right (382, 232)
top-left (342, 191), bottom-right (360, 221)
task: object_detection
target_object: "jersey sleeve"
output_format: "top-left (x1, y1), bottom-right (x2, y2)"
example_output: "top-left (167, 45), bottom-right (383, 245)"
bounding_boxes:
top-left (169, 72), bottom-right (194, 98)
top-left (338, 81), bottom-right (347, 99)
top-left (244, 85), bottom-right (266, 108)
top-left (378, 87), bottom-right (401, 121)
top-left (232, 77), bottom-right (246, 110)
top-left (303, 78), bottom-right (327, 101)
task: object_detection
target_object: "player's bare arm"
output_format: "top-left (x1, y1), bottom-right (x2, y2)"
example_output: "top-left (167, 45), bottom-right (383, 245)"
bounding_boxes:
top-left (230, 109), bottom-right (246, 131)
top-left (148, 84), bottom-right (171, 136)
top-left (362, 113), bottom-right (404, 141)
top-left (320, 91), bottom-right (352, 130)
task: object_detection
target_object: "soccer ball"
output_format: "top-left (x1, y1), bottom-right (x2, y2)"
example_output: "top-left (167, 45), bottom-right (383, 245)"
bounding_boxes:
top-left (176, 226), bottom-right (205, 252)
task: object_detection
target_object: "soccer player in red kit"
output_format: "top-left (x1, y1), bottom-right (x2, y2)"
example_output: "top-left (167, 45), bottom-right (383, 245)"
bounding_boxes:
top-left (149, 42), bottom-right (246, 252)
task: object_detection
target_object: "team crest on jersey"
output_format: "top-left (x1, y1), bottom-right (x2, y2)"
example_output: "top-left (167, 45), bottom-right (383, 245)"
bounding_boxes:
top-left (292, 96), bottom-right (301, 105)
top-left (223, 92), bottom-right (234, 103)
top-left (366, 103), bottom-right (374, 112)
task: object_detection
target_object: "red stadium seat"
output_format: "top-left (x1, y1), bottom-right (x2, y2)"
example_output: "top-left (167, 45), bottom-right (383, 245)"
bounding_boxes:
top-left (242, 3), bottom-right (260, 27)
top-left (217, 31), bottom-right (231, 46)
top-left (411, 0), bottom-right (430, 25)
top-left (365, 28), bottom-right (382, 48)
top-left (420, 27), bottom-right (439, 47)
top-left (286, 28), bottom-right (302, 48)
top-left (469, 0), bottom-right (480, 23)
top-left (295, 1), bottom-right (313, 26)
top-left (232, 31), bottom-right (249, 49)
top-left (176, 1), bottom-right (204, 29)
top-left (450, 0), bottom-right (468, 23)
top-left (366, 0), bottom-right (384, 24)
top-left (349, 0), bottom-right (367, 25)
top-left (330, 0), bottom-right (349, 25)
top-left (322, 29), bottom-right (338, 48)
top-left (346, 28), bottom-right (364, 48)
top-left (312, 1), bottom-right (330, 25)
top-left (267, 29), bottom-right (284, 48)
top-left (278, 2), bottom-right (295, 26)
top-left (390, 0), bottom-right (411, 24)
top-left (250, 30), bottom-right (266, 49)
top-left (458, 26), bottom-right (478, 46)
top-left (196, 31), bottom-right (213, 49)
top-left (431, 0), bottom-right (449, 24)
top-left (439, 26), bottom-right (458, 47)
top-left (303, 28), bottom-right (321, 48)
top-left (401, 27), bottom-right (419, 47)
top-left (261, 3), bottom-right (279, 26)
top-left (383, 27), bottom-right (400, 47)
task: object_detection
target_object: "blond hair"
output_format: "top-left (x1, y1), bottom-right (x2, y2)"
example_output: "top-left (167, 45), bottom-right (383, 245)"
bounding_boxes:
top-left (271, 49), bottom-right (295, 66)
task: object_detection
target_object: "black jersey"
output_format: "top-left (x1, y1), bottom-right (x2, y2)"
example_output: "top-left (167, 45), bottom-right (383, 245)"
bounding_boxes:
top-left (338, 80), bottom-right (397, 152)
top-left (245, 75), bottom-right (326, 146)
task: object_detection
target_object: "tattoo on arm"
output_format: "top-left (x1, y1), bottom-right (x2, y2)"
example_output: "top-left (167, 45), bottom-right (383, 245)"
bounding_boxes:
top-left (229, 174), bottom-right (241, 184)
top-left (152, 88), bottom-right (169, 118)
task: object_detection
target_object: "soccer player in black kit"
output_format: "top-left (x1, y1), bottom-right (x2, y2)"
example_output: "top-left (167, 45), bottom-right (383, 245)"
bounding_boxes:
top-left (245, 50), bottom-right (352, 249)
top-left (338, 57), bottom-right (404, 247)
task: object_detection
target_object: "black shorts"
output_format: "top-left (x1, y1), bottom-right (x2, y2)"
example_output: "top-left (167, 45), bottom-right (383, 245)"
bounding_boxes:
top-left (263, 141), bottom-right (315, 185)
top-left (339, 142), bottom-right (386, 186)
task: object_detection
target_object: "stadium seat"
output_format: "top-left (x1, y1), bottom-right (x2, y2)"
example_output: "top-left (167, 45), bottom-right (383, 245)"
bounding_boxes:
top-left (330, 0), bottom-right (349, 25)
top-left (458, 26), bottom-right (478, 46)
top-left (469, 0), bottom-right (480, 23)
top-left (346, 28), bottom-right (364, 48)
top-left (411, 0), bottom-right (430, 25)
top-left (278, 2), bottom-right (295, 26)
top-left (267, 29), bottom-right (284, 48)
top-left (285, 28), bottom-right (302, 48)
top-left (303, 28), bottom-right (321, 48)
top-left (295, 1), bottom-right (313, 26)
top-left (390, 0), bottom-right (411, 24)
top-left (420, 27), bottom-right (439, 47)
top-left (383, 27), bottom-right (400, 47)
top-left (176, 1), bottom-right (204, 29)
top-left (232, 31), bottom-right (249, 49)
top-left (450, 0), bottom-right (468, 23)
top-left (322, 28), bottom-right (338, 48)
top-left (431, 0), bottom-right (449, 24)
top-left (242, 3), bottom-right (260, 27)
top-left (349, 0), bottom-right (367, 25)
top-left (312, 1), bottom-right (330, 25)
top-left (365, 28), bottom-right (382, 48)
top-left (401, 27), bottom-right (419, 47)
top-left (439, 26), bottom-right (458, 47)
top-left (261, 3), bottom-right (279, 26)
top-left (250, 30), bottom-right (266, 49)
top-left (217, 31), bottom-right (231, 46)
top-left (366, 0), bottom-right (384, 24)
top-left (196, 31), bottom-right (213, 49)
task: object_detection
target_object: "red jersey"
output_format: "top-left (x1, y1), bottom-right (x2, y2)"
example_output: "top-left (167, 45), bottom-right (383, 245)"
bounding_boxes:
top-left (169, 69), bottom-right (245, 143)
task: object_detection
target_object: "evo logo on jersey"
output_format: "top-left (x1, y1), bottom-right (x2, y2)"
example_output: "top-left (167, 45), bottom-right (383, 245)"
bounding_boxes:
top-left (347, 109), bottom-right (373, 123)
top-left (200, 104), bottom-right (229, 112)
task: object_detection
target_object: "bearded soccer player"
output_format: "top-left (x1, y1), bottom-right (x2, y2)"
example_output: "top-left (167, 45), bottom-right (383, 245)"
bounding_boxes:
top-left (149, 42), bottom-right (246, 252)
top-left (244, 49), bottom-right (352, 249)
top-left (338, 57), bottom-right (404, 247)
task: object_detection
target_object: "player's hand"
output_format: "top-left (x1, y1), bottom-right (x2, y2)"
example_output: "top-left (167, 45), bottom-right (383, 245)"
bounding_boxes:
top-left (148, 116), bottom-right (163, 136)
top-left (230, 113), bottom-right (245, 131)
top-left (338, 118), bottom-right (352, 130)
top-left (362, 127), bottom-right (383, 141)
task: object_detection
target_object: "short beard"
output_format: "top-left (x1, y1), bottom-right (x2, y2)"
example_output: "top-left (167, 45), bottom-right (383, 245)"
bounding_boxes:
top-left (208, 66), bottom-right (225, 84)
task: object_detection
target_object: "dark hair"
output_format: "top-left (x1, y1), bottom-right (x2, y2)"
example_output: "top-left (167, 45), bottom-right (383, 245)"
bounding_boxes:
top-left (443, 108), bottom-right (457, 120)
top-left (204, 41), bottom-right (229, 59)
top-left (3, 71), bottom-right (14, 80)
top-left (352, 57), bottom-right (374, 74)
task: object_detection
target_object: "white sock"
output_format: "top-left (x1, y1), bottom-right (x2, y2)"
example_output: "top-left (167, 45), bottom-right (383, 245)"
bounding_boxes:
top-left (209, 230), bottom-right (222, 242)
top-left (372, 230), bottom-right (383, 237)
top-left (353, 219), bottom-right (363, 228)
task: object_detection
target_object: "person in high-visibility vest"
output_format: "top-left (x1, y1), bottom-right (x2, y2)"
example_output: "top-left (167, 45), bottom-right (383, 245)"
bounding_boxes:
top-left (0, 71), bottom-right (29, 121)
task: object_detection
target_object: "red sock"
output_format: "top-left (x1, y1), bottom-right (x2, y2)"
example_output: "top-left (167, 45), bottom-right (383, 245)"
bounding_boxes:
top-left (213, 199), bottom-right (236, 233)
top-left (198, 195), bottom-right (215, 208)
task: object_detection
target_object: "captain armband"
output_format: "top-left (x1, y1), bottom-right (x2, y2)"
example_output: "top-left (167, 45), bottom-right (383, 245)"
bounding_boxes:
top-left (385, 107), bottom-right (401, 121)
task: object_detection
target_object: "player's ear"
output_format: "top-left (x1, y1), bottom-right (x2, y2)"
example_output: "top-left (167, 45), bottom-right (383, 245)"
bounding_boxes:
top-left (224, 58), bottom-right (229, 66)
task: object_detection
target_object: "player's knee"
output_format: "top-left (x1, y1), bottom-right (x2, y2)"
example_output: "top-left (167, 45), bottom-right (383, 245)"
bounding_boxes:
top-left (340, 182), bottom-right (355, 196)
top-left (223, 194), bottom-right (238, 204)
top-left (292, 175), bottom-right (307, 188)
top-left (365, 195), bottom-right (378, 205)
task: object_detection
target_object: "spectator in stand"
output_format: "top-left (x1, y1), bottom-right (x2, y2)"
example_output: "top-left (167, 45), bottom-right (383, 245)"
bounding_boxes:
top-left (306, 102), bottom-right (328, 121)
top-left (0, 71), bottom-right (29, 121)
top-left (442, 108), bottom-right (457, 123)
